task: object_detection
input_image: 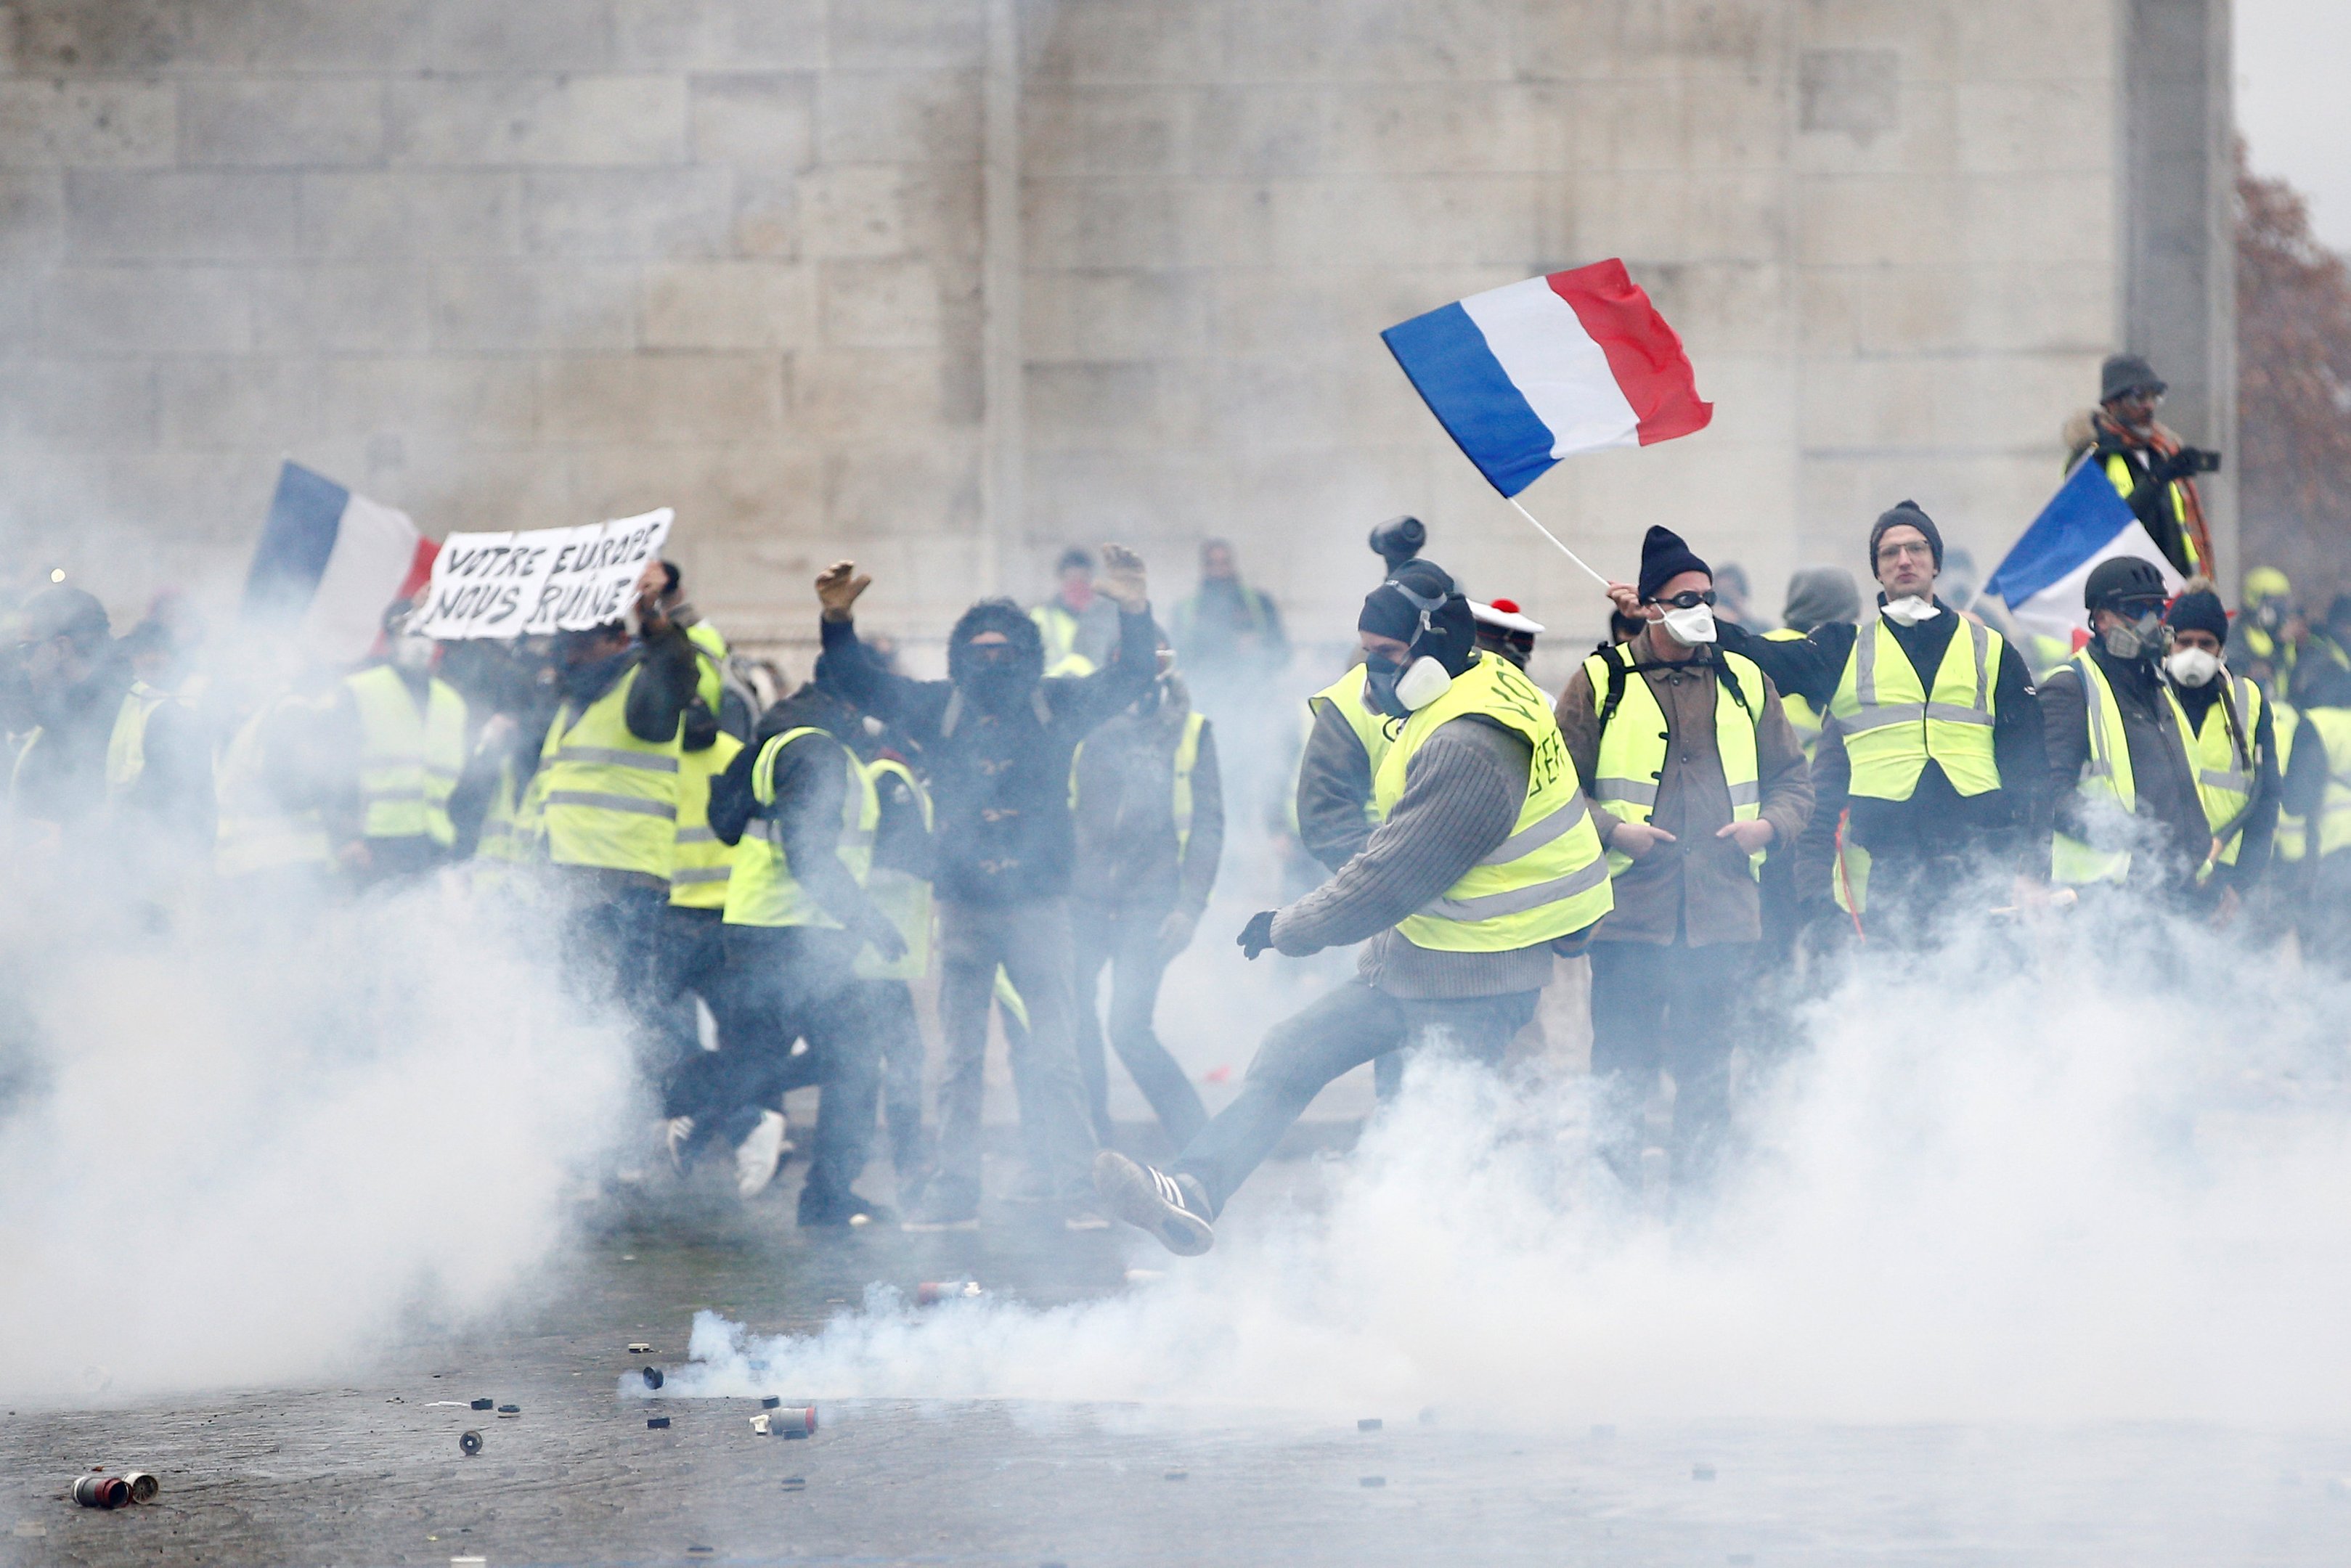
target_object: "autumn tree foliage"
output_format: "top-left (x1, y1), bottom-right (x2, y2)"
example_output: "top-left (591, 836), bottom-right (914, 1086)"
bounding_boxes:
top-left (2238, 144), bottom-right (2351, 600)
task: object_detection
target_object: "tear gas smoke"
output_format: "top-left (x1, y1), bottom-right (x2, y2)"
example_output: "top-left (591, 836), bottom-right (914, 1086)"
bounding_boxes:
top-left (0, 881), bottom-right (638, 1406)
top-left (664, 902), bottom-right (2351, 1426)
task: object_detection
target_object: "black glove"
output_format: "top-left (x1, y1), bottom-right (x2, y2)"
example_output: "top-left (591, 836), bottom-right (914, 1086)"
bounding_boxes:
top-left (1237, 910), bottom-right (1279, 960)
top-left (2154, 448), bottom-right (2212, 483)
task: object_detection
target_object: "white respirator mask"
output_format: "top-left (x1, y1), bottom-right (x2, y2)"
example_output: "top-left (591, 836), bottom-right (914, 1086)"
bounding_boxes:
top-left (2165, 646), bottom-right (2222, 688)
top-left (1658, 603), bottom-right (1718, 645)
top-left (1881, 595), bottom-right (1941, 627)
top-left (1391, 654), bottom-right (1453, 711)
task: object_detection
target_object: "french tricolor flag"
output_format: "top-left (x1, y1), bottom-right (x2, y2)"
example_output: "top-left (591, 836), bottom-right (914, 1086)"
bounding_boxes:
top-left (1985, 460), bottom-right (2183, 648)
top-left (241, 461), bottom-right (439, 665)
top-left (1382, 259), bottom-right (1713, 497)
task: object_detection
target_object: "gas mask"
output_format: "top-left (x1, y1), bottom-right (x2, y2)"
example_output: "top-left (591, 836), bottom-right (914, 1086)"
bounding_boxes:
top-left (1363, 579), bottom-right (1458, 719)
top-left (2100, 611), bottom-right (2172, 663)
top-left (2164, 646), bottom-right (2221, 688)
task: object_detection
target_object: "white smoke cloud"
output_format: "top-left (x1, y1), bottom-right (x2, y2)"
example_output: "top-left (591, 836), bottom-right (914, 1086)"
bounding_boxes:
top-left (0, 879), bottom-right (639, 1406)
top-left (656, 906), bottom-right (2351, 1427)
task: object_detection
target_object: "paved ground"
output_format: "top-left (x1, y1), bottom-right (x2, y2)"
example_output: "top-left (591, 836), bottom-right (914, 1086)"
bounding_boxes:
top-left (7, 1147), bottom-right (2351, 1567)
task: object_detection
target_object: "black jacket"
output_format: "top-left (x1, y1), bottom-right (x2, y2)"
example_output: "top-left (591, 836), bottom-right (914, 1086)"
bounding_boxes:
top-left (818, 608), bottom-right (1157, 905)
top-left (708, 696), bottom-right (895, 945)
top-left (1069, 698), bottom-right (1223, 915)
top-left (1722, 603), bottom-right (2048, 881)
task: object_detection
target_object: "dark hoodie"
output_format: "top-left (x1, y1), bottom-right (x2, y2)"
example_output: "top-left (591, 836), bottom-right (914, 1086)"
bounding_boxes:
top-left (707, 684), bottom-right (896, 946)
top-left (820, 597), bottom-right (1157, 904)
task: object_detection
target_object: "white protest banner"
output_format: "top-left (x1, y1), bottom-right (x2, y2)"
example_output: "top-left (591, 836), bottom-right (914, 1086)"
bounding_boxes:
top-left (412, 509), bottom-right (673, 640)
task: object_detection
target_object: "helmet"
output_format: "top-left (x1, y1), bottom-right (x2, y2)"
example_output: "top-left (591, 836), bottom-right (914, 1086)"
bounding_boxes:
top-left (2244, 566), bottom-right (2291, 605)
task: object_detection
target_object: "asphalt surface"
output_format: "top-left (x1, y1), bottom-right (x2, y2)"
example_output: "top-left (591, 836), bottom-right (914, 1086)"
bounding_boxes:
top-left (7, 1154), bottom-right (2351, 1566)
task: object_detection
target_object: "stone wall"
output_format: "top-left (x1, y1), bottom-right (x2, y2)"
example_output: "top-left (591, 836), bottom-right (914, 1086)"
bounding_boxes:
top-left (0, 0), bottom-right (2228, 677)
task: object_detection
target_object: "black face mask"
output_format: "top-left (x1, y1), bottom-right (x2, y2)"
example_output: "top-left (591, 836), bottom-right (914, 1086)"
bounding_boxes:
top-left (1361, 652), bottom-right (1411, 720)
top-left (958, 649), bottom-right (1035, 712)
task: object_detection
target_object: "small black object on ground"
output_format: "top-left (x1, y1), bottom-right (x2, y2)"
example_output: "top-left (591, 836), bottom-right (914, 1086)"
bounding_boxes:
top-left (458, 1430), bottom-right (483, 1456)
top-left (647, 1416), bottom-right (672, 1430)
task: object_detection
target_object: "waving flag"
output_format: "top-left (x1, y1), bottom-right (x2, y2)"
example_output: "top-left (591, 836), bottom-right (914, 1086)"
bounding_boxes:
top-left (1985, 460), bottom-right (2183, 647)
top-left (242, 461), bottom-right (439, 665)
top-left (1381, 259), bottom-right (1712, 497)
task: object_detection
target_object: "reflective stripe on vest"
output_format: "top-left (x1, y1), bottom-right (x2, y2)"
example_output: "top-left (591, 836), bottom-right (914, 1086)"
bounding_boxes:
top-left (723, 727), bottom-right (879, 928)
top-left (668, 729), bottom-right (743, 909)
top-left (856, 756), bottom-right (934, 981)
top-left (1830, 615), bottom-right (2002, 801)
top-left (536, 664), bottom-right (680, 876)
top-left (346, 665), bottom-right (466, 846)
top-left (1308, 665), bottom-right (1393, 827)
top-left (2051, 653), bottom-right (2139, 886)
top-left (1372, 650), bottom-right (1611, 952)
top-left (2303, 706), bottom-right (2351, 860)
top-left (2274, 702), bottom-right (2306, 862)
top-left (1582, 642), bottom-right (1768, 882)
top-left (213, 693), bottom-right (333, 878)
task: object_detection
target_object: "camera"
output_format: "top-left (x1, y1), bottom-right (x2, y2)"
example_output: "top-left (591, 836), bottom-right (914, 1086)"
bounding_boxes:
top-left (2182, 447), bottom-right (2222, 474)
top-left (1368, 515), bottom-right (1426, 573)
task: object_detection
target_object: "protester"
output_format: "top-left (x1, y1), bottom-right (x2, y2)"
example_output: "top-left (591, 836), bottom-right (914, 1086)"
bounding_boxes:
top-left (2065, 353), bottom-right (2217, 578)
top-left (316, 603), bottom-right (468, 889)
top-left (1068, 655), bottom-right (1223, 1148)
top-left (1705, 502), bottom-right (2048, 946)
top-left (1558, 527), bottom-right (1812, 1192)
top-left (1097, 561), bottom-right (1612, 1256)
top-left (1168, 539), bottom-right (1287, 691)
top-left (2281, 660), bottom-right (2351, 971)
top-left (1710, 562), bottom-right (1767, 630)
top-left (1470, 598), bottom-right (1544, 671)
top-left (645, 695), bottom-right (743, 1149)
top-left (2233, 566), bottom-right (2299, 690)
top-left (2045, 565), bottom-right (2277, 917)
top-left (682, 676), bottom-right (903, 1214)
top-left (814, 546), bottom-right (1158, 1230)
top-left (1756, 567), bottom-right (1860, 971)
top-left (1032, 547), bottom-right (1121, 677)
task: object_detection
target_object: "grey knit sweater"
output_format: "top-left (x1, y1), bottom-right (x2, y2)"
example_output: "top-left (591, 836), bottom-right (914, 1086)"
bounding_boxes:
top-left (1268, 714), bottom-right (1560, 1000)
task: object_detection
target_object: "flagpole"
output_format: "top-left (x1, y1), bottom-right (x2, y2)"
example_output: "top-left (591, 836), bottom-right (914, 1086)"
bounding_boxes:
top-left (1505, 496), bottom-right (1613, 588)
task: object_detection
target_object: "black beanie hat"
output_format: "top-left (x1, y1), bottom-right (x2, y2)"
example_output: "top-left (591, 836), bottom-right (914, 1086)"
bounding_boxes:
top-left (2163, 587), bottom-right (2228, 642)
top-left (1358, 560), bottom-right (1477, 676)
top-left (1635, 526), bottom-right (1710, 603)
top-left (1868, 501), bottom-right (1943, 574)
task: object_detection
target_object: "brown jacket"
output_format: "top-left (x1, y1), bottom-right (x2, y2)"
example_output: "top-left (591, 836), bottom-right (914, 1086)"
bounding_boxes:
top-left (1555, 636), bottom-right (1813, 947)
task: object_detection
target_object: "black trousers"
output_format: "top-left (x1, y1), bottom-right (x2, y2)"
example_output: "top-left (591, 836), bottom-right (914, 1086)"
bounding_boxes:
top-left (1586, 939), bottom-right (1753, 1187)
top-left (1071, 899), bottom-right (1208, 1148)
top-left (809, 978), bottom-right (933, 1184)
top-left (670, 924), bottom-right (880, 1204)
top-left (1172, 981), bottom-right (1539, 1216)
top-left (648, 903), bottom-right (728, 1092)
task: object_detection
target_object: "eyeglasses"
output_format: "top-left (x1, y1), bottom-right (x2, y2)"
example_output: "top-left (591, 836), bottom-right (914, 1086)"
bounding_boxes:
top-left (1648, 590), bottom-right (1716, 610)
top-left (1876, 540), bottom-right (1935, 563)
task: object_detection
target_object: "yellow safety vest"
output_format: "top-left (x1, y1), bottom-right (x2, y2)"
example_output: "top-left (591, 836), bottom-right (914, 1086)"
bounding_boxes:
top-left (1581, 642), bottom-right (1767, 881)
top-left (724, 726), bottom-right (879, 929)
top-left (468, 754), bottom-right (542, 891)
top-left (669, 730), bottom-right (744, 910)
top-left (684, 620), bottom-right (729, 712)
top-left (535, 665), bottom-right (681, 876)
top-left (1761, 629), bottom-right (1822, 759)
top-left (105, 680), bottom-right (187, 801)
top-left (1307, 665), bottom-right (1394, 828)
top-left (2103, 452), bottom-right (2199, 573)
top-left (2303, 706), bottom-right (2351, 860)
top-left (2273, 702), bottom-right (2305, 863)
top-left (2178, 674), bottom-right (2262, 874)
top-left (213, 693), bottom-right (333, 878)
top-left (1830, 616), bottom-right (2002, 801)
top-left (346, 664), bottom-right (466, 846)
top-left (2050, 653), bottom-right (2251, 886)
top-left (855, 756), bottom-right (934, 981)
top-left (1372, 651), bottom-right (1612, 952)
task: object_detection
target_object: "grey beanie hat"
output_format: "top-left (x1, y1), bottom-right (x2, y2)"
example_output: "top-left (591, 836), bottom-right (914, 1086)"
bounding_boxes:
top-left (1781, 567), bottom-right (1863, 633)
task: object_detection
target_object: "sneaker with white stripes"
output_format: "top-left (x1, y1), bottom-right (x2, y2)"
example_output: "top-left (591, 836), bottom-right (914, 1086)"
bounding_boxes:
top-left (1093, 1150), bottom-right (1214, 1257)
